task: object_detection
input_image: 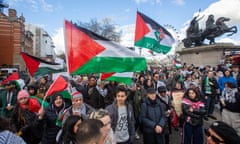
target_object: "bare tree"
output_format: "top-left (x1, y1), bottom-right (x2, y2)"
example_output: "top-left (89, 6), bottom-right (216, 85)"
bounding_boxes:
top-left (77, 18), bottom-right (122, 42)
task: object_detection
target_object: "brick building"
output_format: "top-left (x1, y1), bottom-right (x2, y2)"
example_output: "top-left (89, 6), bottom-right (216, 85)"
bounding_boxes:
top-left (0, 8), bottom-right (30, 70)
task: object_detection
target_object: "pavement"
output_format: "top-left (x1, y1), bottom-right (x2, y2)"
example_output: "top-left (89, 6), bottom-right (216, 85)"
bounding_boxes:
top-left (135, 104), bottom-right (221, 144)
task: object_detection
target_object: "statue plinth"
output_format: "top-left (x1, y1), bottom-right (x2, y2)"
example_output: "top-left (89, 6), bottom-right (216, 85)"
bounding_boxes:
top-left (176, 43), bottom-right (240, 66)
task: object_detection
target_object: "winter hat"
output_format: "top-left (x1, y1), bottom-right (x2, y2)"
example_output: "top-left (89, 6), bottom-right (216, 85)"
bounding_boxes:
top-left (147, 87), bottom-right (155, 94)
top-left (158, 86), bottom-right (167, 93)
top-left (71, 88), bottom-right (83, 99)
top-left (17, 90), bottom-right (30, 100)
top-left (209, 121), bottom-right (240, 144)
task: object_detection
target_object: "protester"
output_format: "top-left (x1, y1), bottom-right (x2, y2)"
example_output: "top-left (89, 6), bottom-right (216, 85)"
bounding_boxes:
top-left (132, 82), bottom-right (146, 139)
top-left (0, 81), bottom-right (18, 118)
top-left (140, 87), bottom-right (166, 144)
top-left (11, 89), bottom-right (42, 144)
top-left (40, 93), bottom-right (67, 144)
top-left (62, 88), bottom-right (94, 124)
top-left (85, 75), bottom-right (97, 104)
top-left (218, 69), bottom-right (237, 93)
top-left (76, 119), bottom-right (104, 144)
top-left (205, 121), bottom-right (240, 144)
top-left (181, 88), bottom-right (206, 144)
top-left (0, 116), bottom-right (26, 144)
top-left (87, 80), bottom-right (106, 109)
top-left (28, 84), bottom-right (49, 108)
top-left (90, 109), bottom-right (116, 144)
top-left (57, 115), bottom-right (83, 144)
top-left (220, 81), bottom-right (240, 135)
top-left (158, 86), bottom-right (172, 144)
top-left (202, 71), bottom-right (219, 120)
top-left (106, 85), bottom-right (135, 144)
top-left (36, 76), bottom-right (50, 99)
top-left (104, 81), bottom-right (118, 107)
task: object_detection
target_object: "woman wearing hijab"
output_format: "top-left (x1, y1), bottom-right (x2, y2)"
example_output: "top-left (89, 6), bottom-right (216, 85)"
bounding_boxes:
top-left (40, 93), bottom-right (67, 144)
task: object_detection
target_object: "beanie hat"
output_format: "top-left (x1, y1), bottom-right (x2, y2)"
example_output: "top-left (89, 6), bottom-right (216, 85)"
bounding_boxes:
top-left (209, 121), bottom-right (240, 144)
top-left (158, 86), bottom-right (167, 93)
top-left (17, 90), bottom-right (30, 100)
top-left (71, 88), bottom-right (83, 100)
top-left (147, 87), bottom-right (155, 94)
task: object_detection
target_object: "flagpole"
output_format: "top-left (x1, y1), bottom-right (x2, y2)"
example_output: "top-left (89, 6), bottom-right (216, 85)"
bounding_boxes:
top-left (64, 20), bottom-right (70, 75)
top-left (139, 48), bottom-right (142, 56)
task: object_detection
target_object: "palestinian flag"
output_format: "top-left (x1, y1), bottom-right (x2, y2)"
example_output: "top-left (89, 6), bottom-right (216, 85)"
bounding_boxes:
top-left (173, 59), bottom-right (182, 69)
top-left (64, 20), bottom-right (146, 75)
top-left (0, 71), bottom-right (19, 85)
top-left (101, 72), bottom-right (133, 85)
top-left (21, 52), bottom-right (65, 77)
top-left (134, 11), bottom-right (175, 54)
top-left (30, 96), bottom-right (49, 108)
top-left (45, 75), bottom-right (68, 98)
top-left (14, 79), bottom-right (25, 90)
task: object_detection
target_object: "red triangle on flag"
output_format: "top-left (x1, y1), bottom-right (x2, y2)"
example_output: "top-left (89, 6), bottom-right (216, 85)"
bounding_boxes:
top-left (134, 11), bottom-right (150, 42)
top-left (1, 71), bottom-right (19, 85)
top-left (21, 52), bottom-right (40, 76)
top-left (45, 75), bottom-right (68, 97)
top-left (65, 20), bottom-right (106, 74)
top-left (101, 72), bottom-right (115, 80)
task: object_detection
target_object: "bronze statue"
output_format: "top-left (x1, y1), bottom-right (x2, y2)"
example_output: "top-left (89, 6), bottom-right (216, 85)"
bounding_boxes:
top-left (182, 14), bottom-right (238, 48)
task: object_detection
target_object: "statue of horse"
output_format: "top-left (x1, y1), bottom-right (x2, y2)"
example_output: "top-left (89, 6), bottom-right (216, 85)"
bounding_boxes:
top-left (183, 15), bottom-right (238, 48)
top-left (183, 15), bottom-right (205, 48)
top-left (204, 17), bottom-right (238, 44)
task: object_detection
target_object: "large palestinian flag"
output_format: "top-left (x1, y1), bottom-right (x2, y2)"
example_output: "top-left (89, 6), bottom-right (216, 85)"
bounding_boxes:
top-left (21, 52), bottom-right (65, 77)
top-left (64, 20), bottom-right (147, 75)
top-left (134, 11), bottom-right (175, 54)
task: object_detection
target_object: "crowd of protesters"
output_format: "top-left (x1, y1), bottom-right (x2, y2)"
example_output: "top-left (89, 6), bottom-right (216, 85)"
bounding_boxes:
top-left (0, 63), bottom-right (240, 144)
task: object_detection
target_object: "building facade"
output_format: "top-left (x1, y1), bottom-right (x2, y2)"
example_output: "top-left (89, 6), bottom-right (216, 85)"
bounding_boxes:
top-left (25, 24), bottom-right (55, 61)
top-left (0, 8), bottom-right (26, 69)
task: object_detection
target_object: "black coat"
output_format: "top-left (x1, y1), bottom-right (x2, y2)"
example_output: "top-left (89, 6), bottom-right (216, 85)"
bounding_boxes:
top-left (87, 87), bottom-right (105, 109)
top-left (182, 98), bottom-right (206, 126)
top-left (41, 103), bottom-right (66, 144)
top-left (140, 97), bottom-right (166, 134)
top-left (11, 105), bottom-right (42, 144)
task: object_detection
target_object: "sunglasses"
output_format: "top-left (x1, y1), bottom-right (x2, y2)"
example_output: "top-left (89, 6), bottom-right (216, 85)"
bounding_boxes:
top-left (204, 129), bottom-right (224, 144)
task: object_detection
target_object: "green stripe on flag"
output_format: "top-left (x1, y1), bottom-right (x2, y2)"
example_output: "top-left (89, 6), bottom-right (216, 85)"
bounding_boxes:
top-left (72, 57), bottom-right (146, 75)
top-left (34, 67), bottom-right (66, 77)
top-left (106, 76), bottom-right (132, 85)
top-left (60, 90), bottom-right (72, 99)
top-left (135, 37), bottom-right (171, 54)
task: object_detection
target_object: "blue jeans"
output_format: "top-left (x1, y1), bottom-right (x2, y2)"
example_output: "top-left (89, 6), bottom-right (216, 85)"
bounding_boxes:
top-left (182, 122), bottom-right (204, 144)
